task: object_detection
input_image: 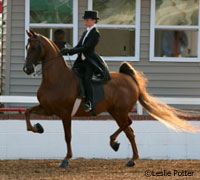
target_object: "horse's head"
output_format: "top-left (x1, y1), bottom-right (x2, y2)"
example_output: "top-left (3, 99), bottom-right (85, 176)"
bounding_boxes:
top-left (23, 30), bottom-right (45, 75)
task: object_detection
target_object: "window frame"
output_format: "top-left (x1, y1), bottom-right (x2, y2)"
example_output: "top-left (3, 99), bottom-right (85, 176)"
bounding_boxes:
top-left (150, 0), bottom-right (200, 62)
top-left (88, 0), bottom-right (141, 61)
top-left (25, 0), bottom-right (78, 60)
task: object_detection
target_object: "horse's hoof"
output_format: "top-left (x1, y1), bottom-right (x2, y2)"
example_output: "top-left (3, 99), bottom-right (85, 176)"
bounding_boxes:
top-left (34, 123), bottom-right (44, 134)
top-left (59, 160), bottom-right (69, 168)
top-left (111, 141), bottom-right (120, 152)
top-left (126, 160), bottom-right (135, 167)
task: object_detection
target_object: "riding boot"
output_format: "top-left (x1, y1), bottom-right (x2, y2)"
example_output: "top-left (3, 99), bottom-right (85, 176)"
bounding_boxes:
top-left (82, 62), bottom-right (96, 114)
top-left (82, 90), bottom-right (96, 115)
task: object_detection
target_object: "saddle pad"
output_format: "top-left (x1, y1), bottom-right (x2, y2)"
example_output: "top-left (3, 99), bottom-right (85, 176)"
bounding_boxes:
top-left (92, 82), bottom-right (104, 104)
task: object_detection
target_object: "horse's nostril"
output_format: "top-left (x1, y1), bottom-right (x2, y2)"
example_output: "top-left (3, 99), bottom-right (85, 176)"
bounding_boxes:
top-left (23, 64), bottom-right (34, 75)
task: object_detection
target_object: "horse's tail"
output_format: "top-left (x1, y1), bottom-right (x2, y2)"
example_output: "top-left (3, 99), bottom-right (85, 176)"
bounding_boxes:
top-left (119, 62), bottom-right (200, 132)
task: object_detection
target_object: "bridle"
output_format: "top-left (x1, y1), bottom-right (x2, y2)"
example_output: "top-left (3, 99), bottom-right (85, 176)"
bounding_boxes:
top-left (26, 35), bottom-right (42, 65)
top-left (25, 35), bottom-right (65, 76)
top-left (25, 35), bottom-right (42, 76)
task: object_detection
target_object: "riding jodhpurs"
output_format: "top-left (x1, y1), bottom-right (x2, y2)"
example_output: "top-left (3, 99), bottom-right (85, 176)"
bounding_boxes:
top-left (78, 61), bottom-right (95, 104)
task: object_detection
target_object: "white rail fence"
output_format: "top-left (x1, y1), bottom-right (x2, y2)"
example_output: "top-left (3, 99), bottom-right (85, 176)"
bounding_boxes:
top-left (0, 96), bottom-right (38, 103)
top-left (0, 96), bottom-right (200, 114)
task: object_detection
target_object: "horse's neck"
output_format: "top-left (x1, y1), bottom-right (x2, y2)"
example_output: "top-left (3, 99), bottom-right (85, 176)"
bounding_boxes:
top-left (41, 50), bottom-right (72, 85)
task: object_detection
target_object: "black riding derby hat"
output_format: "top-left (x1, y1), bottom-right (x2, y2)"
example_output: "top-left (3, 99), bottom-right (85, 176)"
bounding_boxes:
top-left (83, 10), bottom-right (100, 20)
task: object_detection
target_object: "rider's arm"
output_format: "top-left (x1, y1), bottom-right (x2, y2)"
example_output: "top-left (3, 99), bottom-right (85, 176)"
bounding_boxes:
top-left (61, 32), bottom-right (86, 55)
top-left (68, 32), bottom-right (100, 55)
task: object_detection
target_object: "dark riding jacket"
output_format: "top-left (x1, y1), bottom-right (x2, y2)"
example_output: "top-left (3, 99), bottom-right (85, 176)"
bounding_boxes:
top-left (68, 27), bottom-right (111, 82)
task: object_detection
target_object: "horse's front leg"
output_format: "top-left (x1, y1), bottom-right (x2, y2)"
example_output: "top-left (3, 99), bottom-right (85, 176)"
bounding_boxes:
top-left (25, 104), bottom-right (47, 133)
top-left (59, 115), bottom-right (72, 168)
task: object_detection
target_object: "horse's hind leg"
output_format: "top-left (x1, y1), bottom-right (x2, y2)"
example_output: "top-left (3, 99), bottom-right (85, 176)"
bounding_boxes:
top-left (25, 104), bottom-right (47, 133)
top-left (126, 116), bottom-right (139, 160)
top-left (109, 111), bottom-right (139, 167)
top-left (109, 111), bottom-right (132, 152)
top-left (110, 128), bottom-right (124, 151)
top-left (124, 124), bottom-right (139, 167)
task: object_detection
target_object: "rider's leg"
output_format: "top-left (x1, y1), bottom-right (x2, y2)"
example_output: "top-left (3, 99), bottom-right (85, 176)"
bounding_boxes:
top-left (83, 62), bottom-right (94, 112)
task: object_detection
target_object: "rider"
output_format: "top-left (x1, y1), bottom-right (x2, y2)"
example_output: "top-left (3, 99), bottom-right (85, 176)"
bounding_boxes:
top-left (61, 10), bottom-right (111, 113)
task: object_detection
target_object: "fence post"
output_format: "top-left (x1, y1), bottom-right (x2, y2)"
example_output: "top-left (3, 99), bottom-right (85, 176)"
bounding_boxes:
top-left (137, 102), bottom-right (143, 115)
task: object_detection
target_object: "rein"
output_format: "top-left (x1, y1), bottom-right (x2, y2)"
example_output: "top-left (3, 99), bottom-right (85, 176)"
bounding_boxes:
top-left (33, 54), bottom-right (63, 77)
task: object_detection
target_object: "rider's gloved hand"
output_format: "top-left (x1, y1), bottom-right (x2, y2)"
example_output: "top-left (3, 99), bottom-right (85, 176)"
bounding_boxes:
top-left (61, 48), bottom-right (70, 55)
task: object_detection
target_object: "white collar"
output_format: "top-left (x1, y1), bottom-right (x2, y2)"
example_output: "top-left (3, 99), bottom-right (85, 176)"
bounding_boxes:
top-left (82, 24), bottom-right (96, 45)
top-left (87, 24), bottom-right (96, 32)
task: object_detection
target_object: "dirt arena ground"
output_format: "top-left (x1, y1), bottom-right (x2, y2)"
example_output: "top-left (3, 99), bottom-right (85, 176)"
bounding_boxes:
top-left (0, 159), bottom-right (199, 180)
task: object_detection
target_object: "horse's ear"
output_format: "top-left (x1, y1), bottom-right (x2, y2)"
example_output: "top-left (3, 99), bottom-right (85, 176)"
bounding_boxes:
top-left (26, 30), bottom-right (32, 37)
top-left (29, 29), bottom-right (37, 37)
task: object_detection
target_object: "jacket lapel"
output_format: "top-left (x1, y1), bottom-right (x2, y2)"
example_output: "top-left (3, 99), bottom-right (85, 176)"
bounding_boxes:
top-left (82, 28), bottom-right (96, 45)
top-left (79, 31), bottom-right (87, 45)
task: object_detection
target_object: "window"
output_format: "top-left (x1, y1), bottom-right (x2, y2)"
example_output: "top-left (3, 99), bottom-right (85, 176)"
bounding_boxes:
top-left (88, 0), bottom-right (140, 61)
top-left (150, 0), bottom-right (200, 62)
top-left (25, 0), bottom-right (78, 60)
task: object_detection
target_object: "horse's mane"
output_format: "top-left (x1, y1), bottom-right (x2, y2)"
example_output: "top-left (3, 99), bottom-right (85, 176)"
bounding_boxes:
top-left (40, 34), bottom-right (70, 69)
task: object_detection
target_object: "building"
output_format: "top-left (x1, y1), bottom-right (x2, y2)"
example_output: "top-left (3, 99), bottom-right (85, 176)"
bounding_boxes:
top-left (1, 0), bottom-right (200, 108)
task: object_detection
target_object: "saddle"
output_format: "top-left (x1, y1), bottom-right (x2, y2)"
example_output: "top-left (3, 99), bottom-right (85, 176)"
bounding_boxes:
top-left (73, 68), bottom-right (106, 115)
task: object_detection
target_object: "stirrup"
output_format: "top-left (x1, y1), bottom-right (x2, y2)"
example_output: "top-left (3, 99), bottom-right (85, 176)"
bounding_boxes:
top-left (83, 101), bottom-right (92, 112)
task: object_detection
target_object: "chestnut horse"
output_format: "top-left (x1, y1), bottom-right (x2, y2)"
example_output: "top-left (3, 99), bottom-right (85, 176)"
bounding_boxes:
top-left (23, 30), bottom-right (199, 168)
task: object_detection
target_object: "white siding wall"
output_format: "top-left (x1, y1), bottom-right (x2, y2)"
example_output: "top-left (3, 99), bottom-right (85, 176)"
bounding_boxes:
top-left (10, 0), bottom-right (40, 97)
top-left (1, 0), bottom-right (200, 108)
top-left (1, 0), bottom-right (10, 95)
